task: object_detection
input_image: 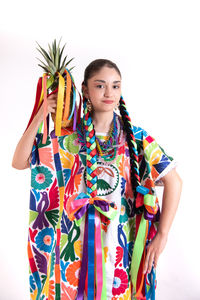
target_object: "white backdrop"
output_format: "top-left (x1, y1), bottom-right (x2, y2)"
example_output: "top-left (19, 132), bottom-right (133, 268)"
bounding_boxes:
top-left (1, 0), bottom-right (200, 299)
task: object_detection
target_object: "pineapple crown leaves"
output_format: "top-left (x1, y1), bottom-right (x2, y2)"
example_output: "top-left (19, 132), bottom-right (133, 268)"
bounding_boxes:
top-left (36, 38), bottom-right (75, 77)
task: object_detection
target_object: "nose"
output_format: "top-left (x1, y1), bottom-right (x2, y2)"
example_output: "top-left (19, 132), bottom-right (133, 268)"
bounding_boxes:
top-left (104, 86), bottom-right (113, 98)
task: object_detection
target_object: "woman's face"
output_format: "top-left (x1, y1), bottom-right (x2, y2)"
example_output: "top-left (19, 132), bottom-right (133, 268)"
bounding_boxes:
top-left (83, 66), bottom-right (121, 113)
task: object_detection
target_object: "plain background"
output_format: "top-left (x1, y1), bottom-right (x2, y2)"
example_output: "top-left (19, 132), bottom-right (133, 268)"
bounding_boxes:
top-left (1, 0), bottom-right (200, 299)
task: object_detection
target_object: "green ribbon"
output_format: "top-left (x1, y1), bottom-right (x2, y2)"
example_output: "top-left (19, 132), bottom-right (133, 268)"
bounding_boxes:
top-left (131, 194), bottom-right (156, 296)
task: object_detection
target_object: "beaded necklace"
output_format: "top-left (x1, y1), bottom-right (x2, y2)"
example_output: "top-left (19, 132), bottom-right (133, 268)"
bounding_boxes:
top-left (77, 112), bottom-right (122, 161)
top-left (95, 112), bottom-right (118, 157)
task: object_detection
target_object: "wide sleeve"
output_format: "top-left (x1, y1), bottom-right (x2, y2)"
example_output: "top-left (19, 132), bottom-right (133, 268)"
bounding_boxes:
top-left (142, 128), bottom-right (177, 185)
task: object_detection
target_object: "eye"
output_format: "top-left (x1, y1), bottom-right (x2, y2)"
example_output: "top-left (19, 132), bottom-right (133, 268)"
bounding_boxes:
top-left (113, 85), bottom-right (120, 89)
top-left (96, 84), bottom-right (104, 89)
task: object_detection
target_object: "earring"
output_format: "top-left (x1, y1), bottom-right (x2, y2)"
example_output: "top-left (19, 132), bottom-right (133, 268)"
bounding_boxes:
top-left (114, 102), bottom-right (119, 111)
top-left (86, 99), bottom-right (92, 112)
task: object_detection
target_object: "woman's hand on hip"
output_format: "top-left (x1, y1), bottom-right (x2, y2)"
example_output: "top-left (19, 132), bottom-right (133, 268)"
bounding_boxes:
top-left (143, 231), bottom-right (168, 274)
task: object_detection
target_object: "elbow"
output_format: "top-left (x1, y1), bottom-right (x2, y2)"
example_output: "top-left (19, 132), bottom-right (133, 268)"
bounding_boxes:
top-left (12, 158), bottom-right (18, 169)
top-left (12, 158), bottom-right (29, 170)
top-left (12, 161), bottom-right (21, 170)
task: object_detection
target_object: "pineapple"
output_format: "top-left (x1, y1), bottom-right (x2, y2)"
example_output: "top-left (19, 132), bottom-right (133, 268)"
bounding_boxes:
top-left (36, 38), bottom-right (75, 128)
top-left (36, 38), bottom-right (74, 91)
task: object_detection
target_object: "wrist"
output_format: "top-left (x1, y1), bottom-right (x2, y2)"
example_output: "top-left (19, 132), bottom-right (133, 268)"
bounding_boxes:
top-left (157, 229), bottom-right (169, 238)
top-left (34, 110), bottom-right (44, 124)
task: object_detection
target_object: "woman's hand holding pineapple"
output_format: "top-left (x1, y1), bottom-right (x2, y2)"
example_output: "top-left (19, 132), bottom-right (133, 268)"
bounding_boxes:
top-left (36, 93), bottom-right (58, 122)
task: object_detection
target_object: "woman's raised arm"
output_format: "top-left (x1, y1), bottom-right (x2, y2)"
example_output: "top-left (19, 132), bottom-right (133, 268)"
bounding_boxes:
top-left (12, 95), bottom-right (57, 170)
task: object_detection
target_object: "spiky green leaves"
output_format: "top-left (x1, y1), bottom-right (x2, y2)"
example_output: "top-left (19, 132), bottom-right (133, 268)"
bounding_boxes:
top-left (36, 38), bottom-right (74, 77)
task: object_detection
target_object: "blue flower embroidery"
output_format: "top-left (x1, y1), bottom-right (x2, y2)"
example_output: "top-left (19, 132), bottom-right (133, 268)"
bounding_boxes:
top-left (35, 228), bottom-right (54, 253)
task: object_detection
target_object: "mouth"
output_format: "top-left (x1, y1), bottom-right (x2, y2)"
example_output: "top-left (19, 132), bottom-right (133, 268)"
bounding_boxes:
top-left (102, 100), bottom-right (114, 104)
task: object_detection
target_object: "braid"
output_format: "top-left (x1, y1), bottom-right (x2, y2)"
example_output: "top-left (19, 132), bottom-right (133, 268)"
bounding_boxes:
top-left (82, 97), bottom-right (98, 198)
top-left (119, 96), bottom-right (144, 214)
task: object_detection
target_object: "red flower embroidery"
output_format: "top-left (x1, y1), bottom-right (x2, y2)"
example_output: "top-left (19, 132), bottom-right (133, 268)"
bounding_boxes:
top-left (112, 268), bottom-right (128, 296)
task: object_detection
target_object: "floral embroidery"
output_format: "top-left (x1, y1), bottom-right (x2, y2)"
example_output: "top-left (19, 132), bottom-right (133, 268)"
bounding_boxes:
top-left (112, 268), bottom-right (128, 296)
top-left (35, 228), bottom-right (54, 253)
top-left (28, 121), bottom-right (174, 299)
top-left (65, 260), bottom-right (81, 287)
top-left (31, 166), bottom-right (53, 190)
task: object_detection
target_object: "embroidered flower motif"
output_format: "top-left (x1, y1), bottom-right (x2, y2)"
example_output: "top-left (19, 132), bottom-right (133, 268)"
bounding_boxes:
top-left (63, 133), bottom-right (79, 154)
top-left (31, 166), bottom-right (53, 190)
top-left (119, 198), bottom-right (130, 223)
top-left (112, 268), bottom-right (128, 296)
top-left (65, 260), bottom-right (81, 287)
top-left (35, 228), bottom-right (54, 253)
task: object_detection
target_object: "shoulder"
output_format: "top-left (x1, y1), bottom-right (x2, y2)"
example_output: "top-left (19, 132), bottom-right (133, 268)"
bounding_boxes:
top-left (132, 125), bottom-right (149, 141)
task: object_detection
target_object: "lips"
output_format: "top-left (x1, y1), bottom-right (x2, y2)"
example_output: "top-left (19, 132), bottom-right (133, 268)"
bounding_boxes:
top-left (102, 100), bottom-right (114, 104)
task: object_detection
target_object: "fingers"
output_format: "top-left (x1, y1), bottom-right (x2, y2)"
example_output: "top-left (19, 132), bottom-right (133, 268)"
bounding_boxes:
top-left (143, 246), bottom-right (157, 274)
top-left (47, 98), bottom-right (57, 114)
top-left (142, 232), bottom-right (167, 275)
top-left (154, 254), bottom-right (158, 269)
top-left (47, 93), bottom-right (65, 111)
top-left (47, 93), bottom-right (57, 101)
top-left (143, 246), bottom-right (151, 274)
top-left (38, 93), bottom-right (66, 118)
top-left (148, 251), bottom-right (155, 273)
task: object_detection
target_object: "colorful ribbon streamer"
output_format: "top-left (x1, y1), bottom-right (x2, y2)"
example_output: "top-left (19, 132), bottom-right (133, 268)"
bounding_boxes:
top-left (62, 69), bottom-right (72, 121)
top-left (68, 192), bottom-right (118, 300)
top-left (42, 74), bottom-right (47, 144)
top-left (55, 73), bottom-right (65, 137)
top-left (25, 69), bottom-right (79, 144)
top-left (131, 187), bottom-right (158, 299)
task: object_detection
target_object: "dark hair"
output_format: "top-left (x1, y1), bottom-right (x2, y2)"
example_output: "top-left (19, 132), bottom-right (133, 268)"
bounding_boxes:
top-left (83, 59), bottom-right (121, 86)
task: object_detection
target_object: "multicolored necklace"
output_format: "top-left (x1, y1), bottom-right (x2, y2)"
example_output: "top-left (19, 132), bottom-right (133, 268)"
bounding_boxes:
top-left (77, 112), bottom-right (121, 161)
top-left (95, 112), bottom-right (118, 159)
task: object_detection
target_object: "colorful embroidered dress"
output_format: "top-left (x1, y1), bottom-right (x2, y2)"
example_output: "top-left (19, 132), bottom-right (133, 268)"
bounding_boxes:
top-left (28, 114), bottom-right (175, 300)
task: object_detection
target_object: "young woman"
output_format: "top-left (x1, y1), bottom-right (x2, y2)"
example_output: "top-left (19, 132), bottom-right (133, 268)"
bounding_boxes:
top-left (12, 59), bottom-right (182, 300)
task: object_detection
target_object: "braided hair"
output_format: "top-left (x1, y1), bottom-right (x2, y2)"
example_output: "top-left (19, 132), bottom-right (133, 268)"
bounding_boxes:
top-left (82, 59), bottom-right (143, 213)
top-left (82, 96), bottom-right (98, 198)
top-left (118, 96), bottom-right (144, 214)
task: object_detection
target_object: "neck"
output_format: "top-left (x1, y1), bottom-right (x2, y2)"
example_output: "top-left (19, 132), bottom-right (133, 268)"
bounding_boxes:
top-left (91, 111), bottom-right (114, 133)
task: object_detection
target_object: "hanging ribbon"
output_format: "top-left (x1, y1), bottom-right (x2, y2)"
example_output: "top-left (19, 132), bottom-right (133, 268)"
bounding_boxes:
top-left (54, 69), bottom-right (80, 132)
top-left (144, 220), bottom-right (156, 300)
top-left (39, 74), bottom-right (54, 141)
top-left (65, 68), bottom-right (82, 128)
top-left (68, 84), bottom-right (76, 121)
top-left (131, 186), bottom-right (158, 299)
top-left (38, 74), bottom-right (54, 108)
top-left (25, 75), bottom-right (53, 132)
top-left (55, 73), bottom-right (65, 137)
top-left (25, 69), bottom-right (80, 144)
top-left (68, 192), bottom-right (118, 300)
top-left (73, 104), bottom-right (77, 131)
top-left (77, 92), bottom-right (82, 124)
top-left (25, 75), bottom-right (53, 139)
top-left (62, 69), bottom-right (72, 121)
top-left (42, 74), bottom-right (48, 144)
top-left (25, 77), bottom-right (42, 132)
top-left (145, 264), bottom-right (156, 299)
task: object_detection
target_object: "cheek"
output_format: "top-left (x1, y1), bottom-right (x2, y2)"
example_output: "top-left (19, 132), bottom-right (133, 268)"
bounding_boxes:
top-left (89, 89), bottom-right (102, 101)
top-left (114, 90), bottom-right (121, 101)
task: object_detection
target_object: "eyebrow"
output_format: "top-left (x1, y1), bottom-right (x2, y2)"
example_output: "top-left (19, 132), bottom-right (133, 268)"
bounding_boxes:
top-left (94, 80), bottom-right (121, 84)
